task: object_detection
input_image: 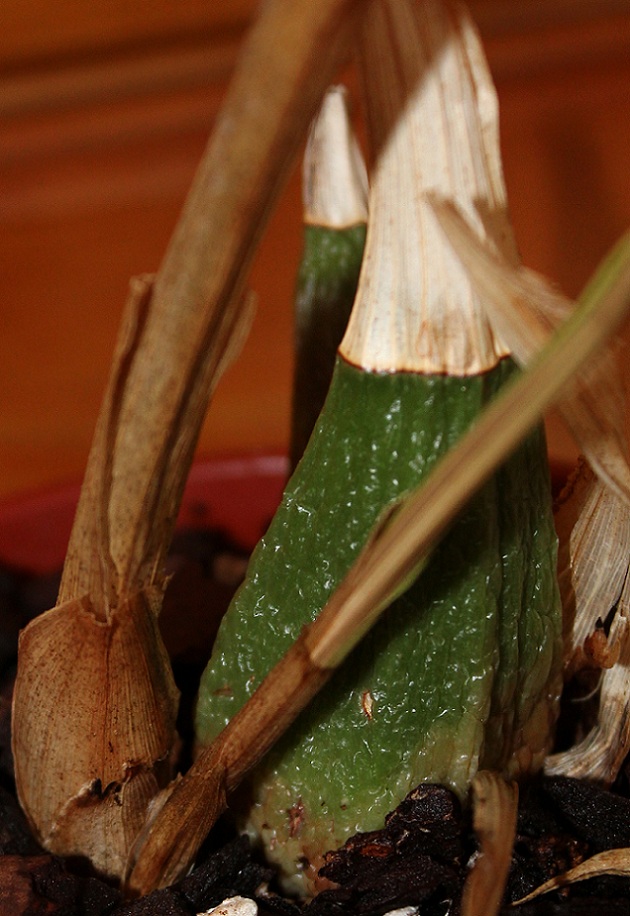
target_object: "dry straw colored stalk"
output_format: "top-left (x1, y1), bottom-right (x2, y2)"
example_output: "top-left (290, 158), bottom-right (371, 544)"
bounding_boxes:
top-left (12, 0), bottom-right (368, 884)
top-left (460, 772), bottom-right (519, 916)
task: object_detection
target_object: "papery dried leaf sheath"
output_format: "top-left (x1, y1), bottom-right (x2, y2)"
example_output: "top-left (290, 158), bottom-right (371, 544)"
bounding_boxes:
top-left (340, 0), bottom-right (512, 374)
top-left (547, 468), bottom-right (630, 782)
top-left (12, 588), bottom-right (178, 878)
top-left (13, 278), bottom-right (183, 879)
top-left (554, 462), bottom-right (630, 672)
top-left (302, 85), bottom-right (368, 229)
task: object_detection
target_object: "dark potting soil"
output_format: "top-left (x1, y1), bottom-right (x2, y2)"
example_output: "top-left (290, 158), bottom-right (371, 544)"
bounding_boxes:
top-left (1, 528), bottom-right (630, 916)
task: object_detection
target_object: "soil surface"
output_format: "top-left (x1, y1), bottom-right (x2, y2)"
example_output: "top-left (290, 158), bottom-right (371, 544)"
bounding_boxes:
top-left (1, 529), bottom-right (630, 915)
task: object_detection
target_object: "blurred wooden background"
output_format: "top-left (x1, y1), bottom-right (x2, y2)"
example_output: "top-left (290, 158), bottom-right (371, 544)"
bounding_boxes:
top-left (1, 0), bottom-right (629, 500)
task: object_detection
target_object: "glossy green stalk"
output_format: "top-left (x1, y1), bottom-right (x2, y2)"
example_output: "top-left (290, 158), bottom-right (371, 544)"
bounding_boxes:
top-left (195, 0), bottom-right (561, 896)
top-left (133, 226), bottom-right (630, 897)
top-left (290, 87), bottom-right (367, 469)
top-left (290, 223), bottom-right (366, 468)
top-left (196, 355), bottom-right (561, 890)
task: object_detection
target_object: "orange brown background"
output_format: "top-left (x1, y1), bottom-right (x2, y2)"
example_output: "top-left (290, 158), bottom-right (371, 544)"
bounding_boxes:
top-left (2, 0), bottom-right (629, 500)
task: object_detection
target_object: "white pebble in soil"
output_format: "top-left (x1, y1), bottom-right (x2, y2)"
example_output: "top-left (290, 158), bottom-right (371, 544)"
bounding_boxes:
top-left (198, 896), bottom-right (259, 916)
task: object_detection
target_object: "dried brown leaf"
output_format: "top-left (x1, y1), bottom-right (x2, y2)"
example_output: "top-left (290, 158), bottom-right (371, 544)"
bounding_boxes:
top-left (513, 847), bottom-right (630, 905)
top-left (546, 558), bottom-right (630, 783)
top-left (461, 771), bottom-right (518, 916)
top-left (554, 461), bottom-right (630, 670)
top-left (12, 588), bottom-right (178, 879)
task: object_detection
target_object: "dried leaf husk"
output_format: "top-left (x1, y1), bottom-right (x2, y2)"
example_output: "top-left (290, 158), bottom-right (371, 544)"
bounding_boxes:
top-left (12, 277), bottom-right (184, 881)
top-left (513, 847), bottom-right (630, 905)
top-left (553, 461), bottom-right (630, 674)
top-left (546, 468), bottom-right (630, 782)
top-left (340, 0), bottom-right (512, 375)
top-left (12, 587), bottom-right (178, 879)
top-left (461, 771), bottom-right (518, 916)
top-left (302, 85), bottom-right (368, 230)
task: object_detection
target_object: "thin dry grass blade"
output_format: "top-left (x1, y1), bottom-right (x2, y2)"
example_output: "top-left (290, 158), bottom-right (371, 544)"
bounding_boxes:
top-left (126, 251), bottom-right (630, 895)
top-left (513, 847), bottom-right (630, 904)
top-left (429, 197), bottom-right (630, 505)
top-left (461, 772), bottom-right (518, 916)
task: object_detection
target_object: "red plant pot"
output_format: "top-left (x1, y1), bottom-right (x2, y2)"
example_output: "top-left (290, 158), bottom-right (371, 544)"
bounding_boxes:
top-left (0, 453), bottom-right (287, 576)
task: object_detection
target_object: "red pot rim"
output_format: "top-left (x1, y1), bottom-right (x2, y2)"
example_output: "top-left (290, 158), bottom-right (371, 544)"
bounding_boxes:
top-left (0, 451), bottom-right (572, 578)
top-left (0, 453), bottom-right (287, 576)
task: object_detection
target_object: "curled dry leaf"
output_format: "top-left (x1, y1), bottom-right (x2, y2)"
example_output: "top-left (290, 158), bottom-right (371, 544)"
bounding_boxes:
top-left (546, 451), bottom-right (630, 786)
top-left (461, 771), bottom-right (518, 916)
top-left (513, 847), bottom-right (630, 905)
top-left (12, 588), bottom-right (179, 879)
top-left (546, 474), bottom-right (630, 781)
top-left (12, 278), bottom-right (182, 880)
top-left (553, 461), bottom-right (630, 672)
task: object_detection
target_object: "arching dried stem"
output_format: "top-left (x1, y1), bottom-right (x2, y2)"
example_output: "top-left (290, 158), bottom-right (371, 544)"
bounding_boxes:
top-left (13, 0), bottom-right (369, 885)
